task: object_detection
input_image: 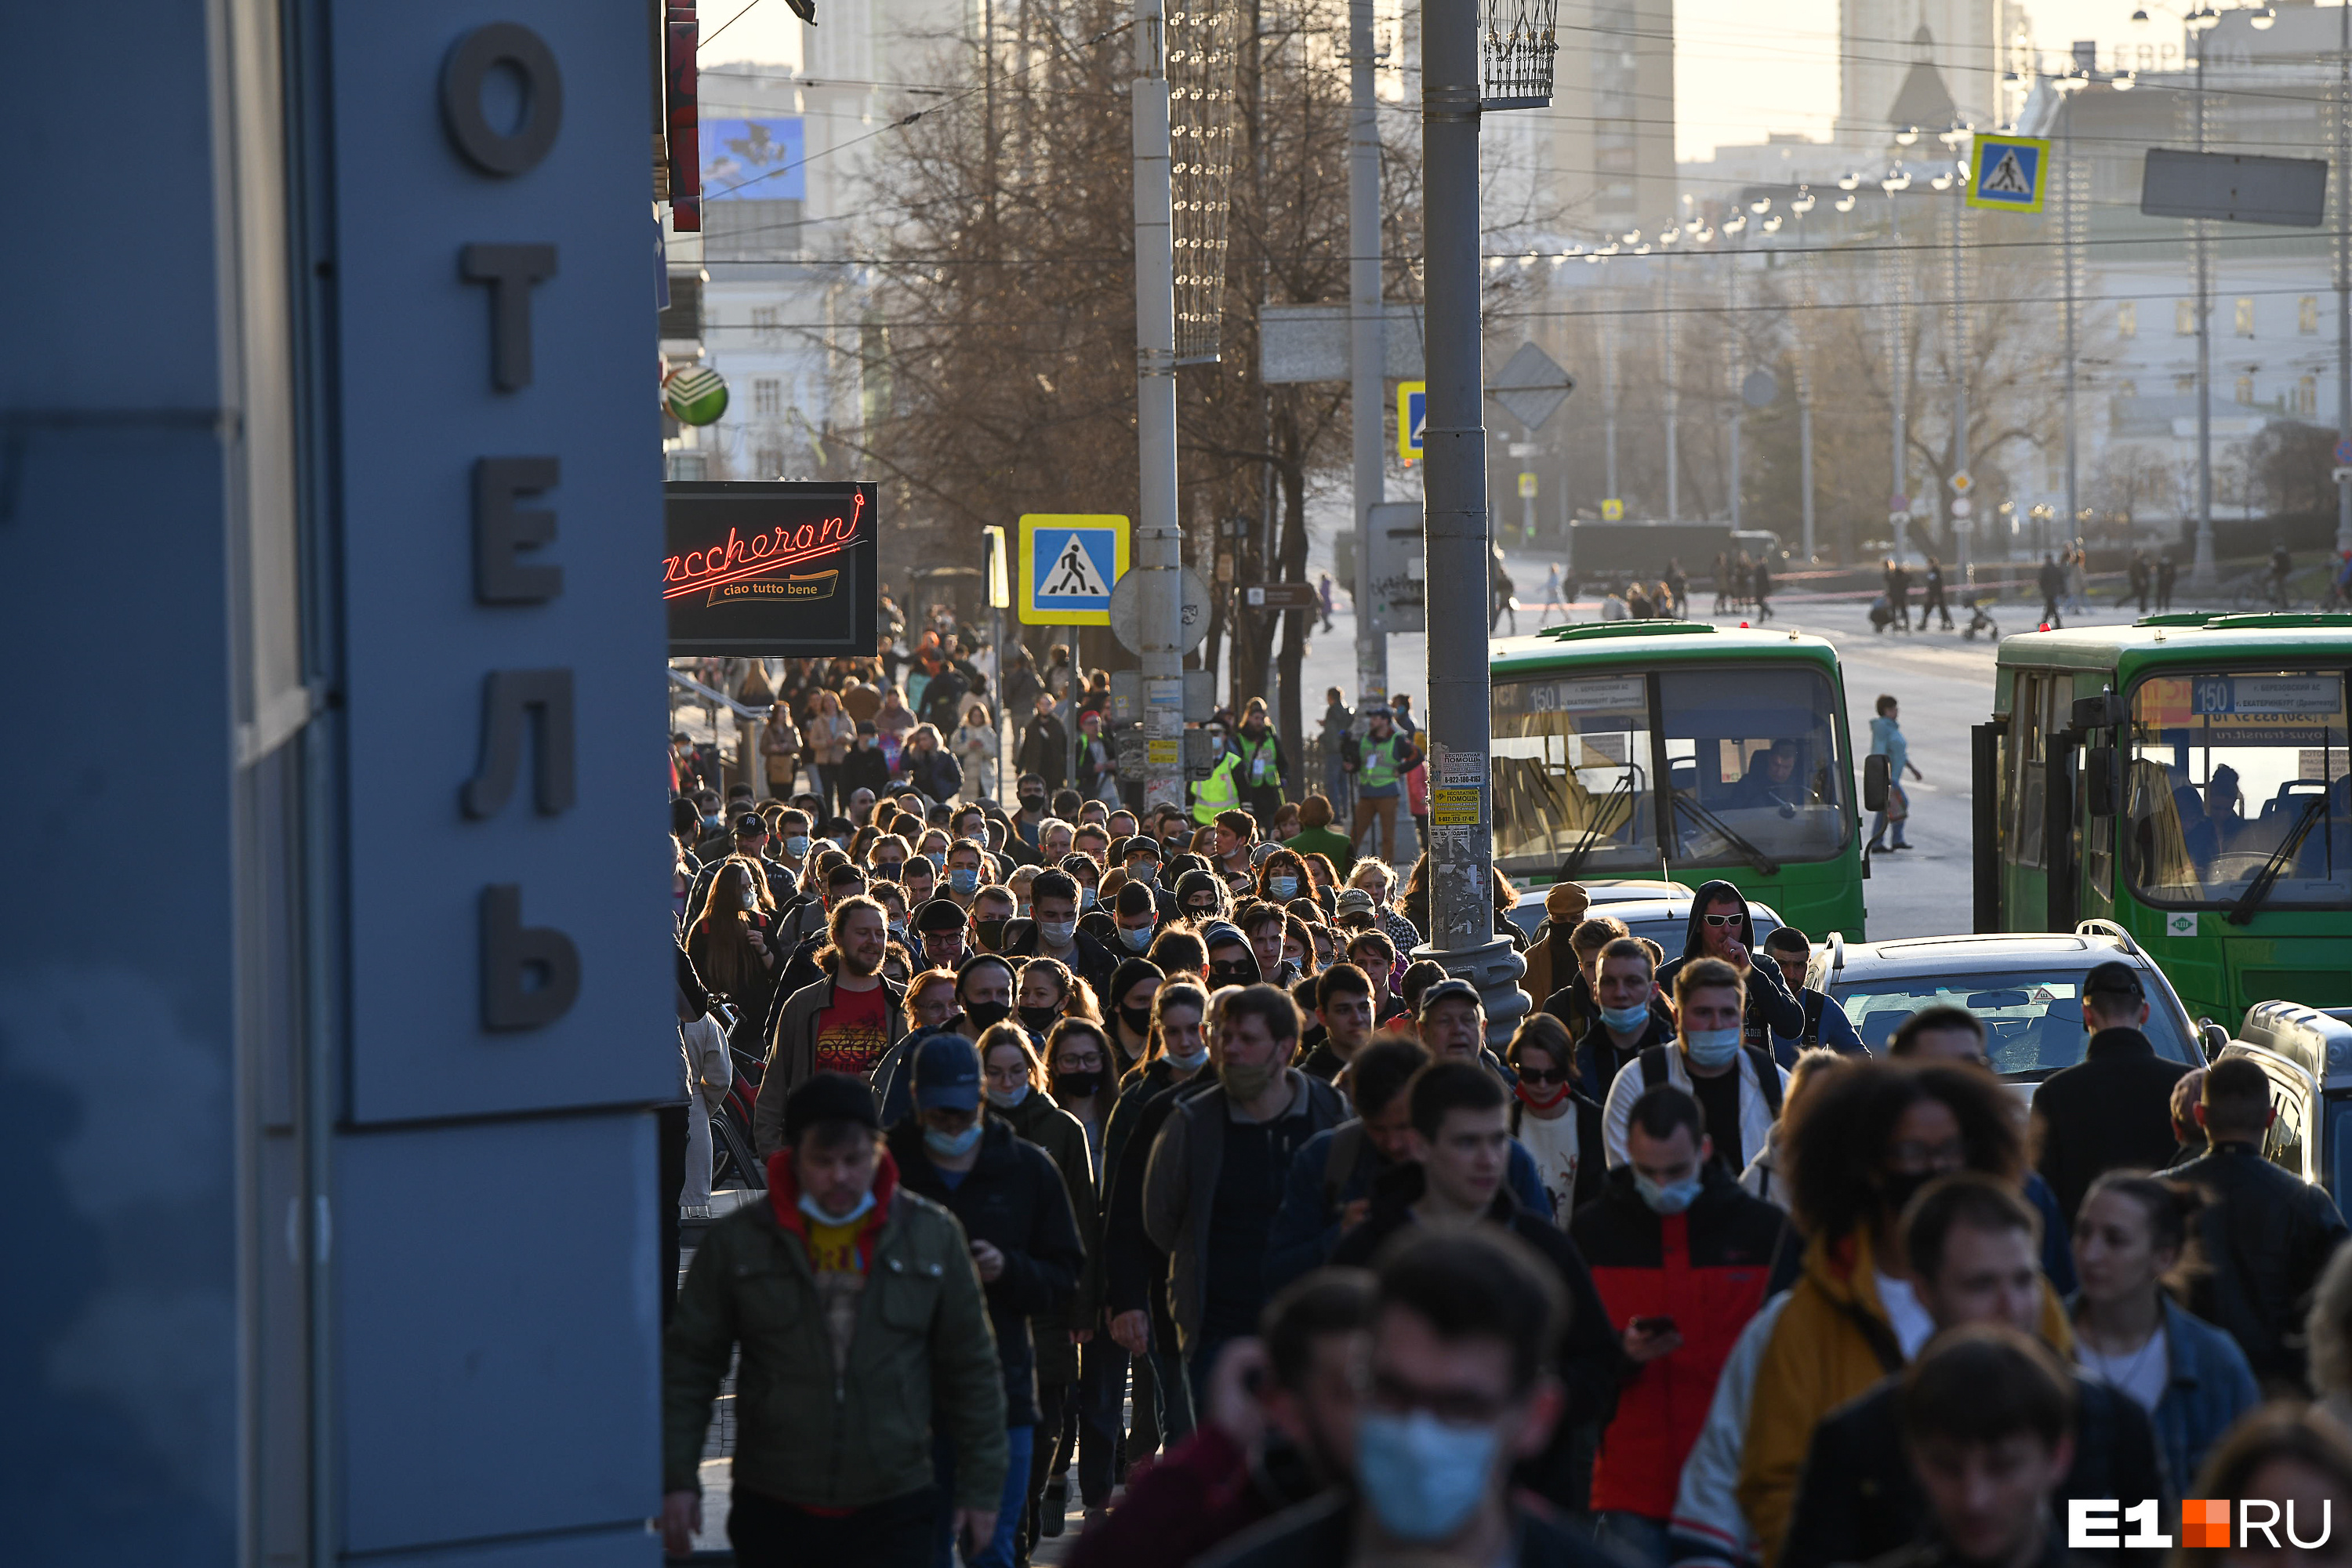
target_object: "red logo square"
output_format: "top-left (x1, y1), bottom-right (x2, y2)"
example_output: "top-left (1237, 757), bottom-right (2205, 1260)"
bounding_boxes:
top-left (2182, 1499), bottom-right (2230, 1549)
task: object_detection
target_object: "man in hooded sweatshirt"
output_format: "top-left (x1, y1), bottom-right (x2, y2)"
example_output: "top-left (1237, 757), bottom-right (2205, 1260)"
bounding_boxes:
top-left (1655, 880), bottom-right (1805, 1052)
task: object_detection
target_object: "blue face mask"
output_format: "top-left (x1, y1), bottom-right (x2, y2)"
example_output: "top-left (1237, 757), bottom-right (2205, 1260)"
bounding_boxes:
top-left (1080, 887), bottom-right (1097, 911)
top-left (1599, 1001), bottom-right (1652, 1033)
top-left (1354, 1409), bottom-right (1503, 1542)
top-left (923, 1122), bottom-right (983, 1159)
top-left (797, 1188), bottom-right (876, 1228)
top-left (1635, 1171), bottom-right (1704, 1215)
top-left (928, 851), bottom-right (947, 871)
top-left (949, 866), bottom-right (980, 894)
top-left (1120, 925), bottom-right (1154, 952)
top-left (1682, 1025), bottom-right (1744, 1069)
top-left (1269, 875), bottom-right (1299, 900)
top-left (784, 835), bottom-right (811, 858)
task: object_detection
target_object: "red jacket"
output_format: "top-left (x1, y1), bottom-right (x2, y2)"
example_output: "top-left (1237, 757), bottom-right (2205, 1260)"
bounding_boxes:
top-left (1568, 1163), bottom-right (1786, 1520)
top-left (1065, 1423), bottom-right (1278, 1568)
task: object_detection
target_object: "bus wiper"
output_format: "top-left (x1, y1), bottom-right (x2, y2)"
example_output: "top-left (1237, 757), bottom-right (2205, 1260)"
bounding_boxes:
top-left (1674, 795), bottom-right (1781, 877)
top-left (2225, 796), bottom-right (2326, 926)
top-left (1561, 771), bottom-right (1634, 880)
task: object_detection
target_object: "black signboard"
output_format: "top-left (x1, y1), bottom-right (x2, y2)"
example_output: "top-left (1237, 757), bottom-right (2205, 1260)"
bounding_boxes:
top-left (663, 481), bottom-right (878, 656)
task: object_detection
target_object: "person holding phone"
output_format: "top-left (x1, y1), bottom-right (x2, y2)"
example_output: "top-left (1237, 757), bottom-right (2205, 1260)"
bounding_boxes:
top-left (1570, 1086), bottom-right (1789, 1568)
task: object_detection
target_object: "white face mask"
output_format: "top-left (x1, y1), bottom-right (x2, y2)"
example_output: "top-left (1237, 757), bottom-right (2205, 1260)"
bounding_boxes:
top-left (1039, 919), bottom-right (1076, 947)
top-left (1683, 1025), bottom-right (1743, 1069)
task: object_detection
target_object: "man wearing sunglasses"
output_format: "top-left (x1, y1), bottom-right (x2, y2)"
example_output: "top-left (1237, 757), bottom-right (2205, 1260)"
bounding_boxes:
top-left (1653, 879), bottom-right (1805, 1053)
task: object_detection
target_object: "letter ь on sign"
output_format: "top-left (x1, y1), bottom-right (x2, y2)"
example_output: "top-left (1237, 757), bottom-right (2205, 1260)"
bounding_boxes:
top-left (329, 9), bottom-right (667, 1123)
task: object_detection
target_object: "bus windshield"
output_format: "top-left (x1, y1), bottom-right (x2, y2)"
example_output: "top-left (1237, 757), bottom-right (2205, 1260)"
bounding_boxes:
top-left (1490, 663), bottom-right (1849, 878)
top-left (2124, 669), bottom-right (2352, 910)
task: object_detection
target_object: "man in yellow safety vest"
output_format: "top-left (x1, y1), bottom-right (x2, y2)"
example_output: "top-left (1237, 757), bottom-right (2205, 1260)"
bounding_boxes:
top-left (1342, 704), bottom-right (1422, 862)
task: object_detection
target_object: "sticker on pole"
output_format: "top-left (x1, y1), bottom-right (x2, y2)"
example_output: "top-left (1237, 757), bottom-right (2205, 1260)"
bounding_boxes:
top-left (1018, 514), bottom-right (1130, 625)
top-left (1966, 135), bottom-right (2049, 213)
top-left (1398, 382), bottom-right (1426, 463)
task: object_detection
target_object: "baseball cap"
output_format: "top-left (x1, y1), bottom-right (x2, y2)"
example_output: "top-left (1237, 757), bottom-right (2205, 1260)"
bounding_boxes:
top-left (1334, 888), bottom-right (1377, 918)
top-left (913, 1032), bottom-right (982, 1111)
top-left (1417, 978), bottom-right (1481, 1015)
top-left (2082, 960), bottom-right (2146, 1004)
top-left (782, 1072), bottom-right (882, 1143)
top-left (734, 811), bottom-right (768, 836)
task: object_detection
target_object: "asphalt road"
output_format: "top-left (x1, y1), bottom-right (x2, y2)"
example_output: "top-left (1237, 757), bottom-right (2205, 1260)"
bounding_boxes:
top-left (1286, 546), bottom-right (2174, 942)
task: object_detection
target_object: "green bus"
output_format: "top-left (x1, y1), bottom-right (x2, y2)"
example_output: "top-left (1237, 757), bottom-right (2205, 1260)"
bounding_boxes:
top-left (1975, 613), bottom-right (2352, 1024)
top-left (1488, 620), bottom-right (1870, 940)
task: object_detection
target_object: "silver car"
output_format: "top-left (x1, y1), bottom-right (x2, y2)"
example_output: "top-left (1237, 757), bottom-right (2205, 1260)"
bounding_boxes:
top-left (1508, 881), bottom-right (1784, 962)
top-left (1808, 920), bottom-right (2203, 1085)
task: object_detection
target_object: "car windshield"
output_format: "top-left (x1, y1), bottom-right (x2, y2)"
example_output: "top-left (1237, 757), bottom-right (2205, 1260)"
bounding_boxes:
top-left (2124, 669), bottom-right (2352, 909)
top-left (1832, 967), bottom-right (2198, 1079)
top-left (1490, 663), bottom-right (1849, 879)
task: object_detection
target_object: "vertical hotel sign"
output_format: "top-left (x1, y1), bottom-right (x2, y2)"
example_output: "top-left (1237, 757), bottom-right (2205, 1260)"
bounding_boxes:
top-left (330, 4), bottom-right (669, 1121)
top-left (664, 481), bottom-right (880, 656)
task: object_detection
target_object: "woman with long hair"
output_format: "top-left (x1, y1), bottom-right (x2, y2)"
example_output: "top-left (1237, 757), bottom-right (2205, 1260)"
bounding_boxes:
top-left (1254, 846), bottom-right (1310, 906)
top-left (955, 699), bottom-right (1000, 800)
top-left (2071, 1171), bottom-right (2258, 1490)
top-left (1504, 1013), bottom-right (1606, 1222)
top-left (803, 687), bottom-right (855, 816)
top-left (684, 858), bottom-right (782, 1051)
top-left (1348, 855), bottom-right (1422, 951)
top-left (1016, 957), bottom-right (1099, 1039)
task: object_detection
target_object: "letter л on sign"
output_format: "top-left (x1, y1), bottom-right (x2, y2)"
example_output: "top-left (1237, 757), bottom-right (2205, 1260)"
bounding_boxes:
top-left (326, 5), bottom-right (667, 1127)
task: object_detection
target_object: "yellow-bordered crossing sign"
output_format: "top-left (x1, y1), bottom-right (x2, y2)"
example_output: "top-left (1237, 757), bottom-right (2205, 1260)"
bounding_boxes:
top-left (1967, 135), bottom-right (2049, 213)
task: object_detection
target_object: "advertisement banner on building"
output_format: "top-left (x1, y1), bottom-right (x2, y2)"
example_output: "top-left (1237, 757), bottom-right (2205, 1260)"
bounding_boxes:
top-left (665, 481), bottom-right (878, 655)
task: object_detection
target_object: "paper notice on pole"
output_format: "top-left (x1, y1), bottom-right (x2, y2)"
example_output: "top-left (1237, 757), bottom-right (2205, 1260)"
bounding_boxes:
top-left (1146, 678), bottom-right (1184, 708)
top-left (1433, 746), bottom-right (1486, 787)
top-left (1148, 740), bottom-right (1181, 767)
top-left (1431, 786), bottom-right (1482, 826)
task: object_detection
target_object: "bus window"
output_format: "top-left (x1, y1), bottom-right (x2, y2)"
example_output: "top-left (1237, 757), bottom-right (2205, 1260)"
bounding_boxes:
top-left (2125, 670), bottom-right (2351, 910)
top-left (2008, 670), bottom-right (2048, 867)
top-left (1491, 673), bottom-right (1658, 878)
top-left (1657, 667), bottom-right (1849, 865)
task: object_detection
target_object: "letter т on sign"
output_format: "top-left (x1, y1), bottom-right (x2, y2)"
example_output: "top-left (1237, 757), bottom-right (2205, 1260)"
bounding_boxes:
top-left (328, 7), bottom-right (668, 1122)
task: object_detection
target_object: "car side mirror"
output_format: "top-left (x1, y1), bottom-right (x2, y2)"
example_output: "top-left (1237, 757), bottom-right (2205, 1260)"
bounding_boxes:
top-left (1863, 754), bottom-right (1889, 813)
top-left (2199, 1020), bottom-right (2230, 1060)
top-left (2085, 746), bottom-right (2119, 818)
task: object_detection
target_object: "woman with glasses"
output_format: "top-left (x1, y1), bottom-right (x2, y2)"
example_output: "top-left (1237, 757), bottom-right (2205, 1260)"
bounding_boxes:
top-left (1505, 1014), bottom-right (1606, 1224)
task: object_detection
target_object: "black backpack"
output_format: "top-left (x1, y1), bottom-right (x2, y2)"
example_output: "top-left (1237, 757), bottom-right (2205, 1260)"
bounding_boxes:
top-left (1636, 1043), bottom-right (1784, 1119)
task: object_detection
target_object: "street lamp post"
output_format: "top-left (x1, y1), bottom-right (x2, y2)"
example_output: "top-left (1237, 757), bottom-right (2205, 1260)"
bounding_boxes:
top-left (1791, 187), bottom-right (1818, 561)
top-left (1348, 0), bottom-right (1387, 713)
top-left (1936, 126), bottom-right (1971, 576)
top-left (2136, 3), bottom-right (2223, 587)
top-left (1882, 165), bottom-right (1914, 560)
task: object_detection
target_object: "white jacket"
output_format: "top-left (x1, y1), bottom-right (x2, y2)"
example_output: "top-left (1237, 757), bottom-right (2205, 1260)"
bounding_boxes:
top-left (1667, 1290), bottom-right (1791, 1568)
top-left (678, 1014), bottom-right (734, 1208)
top-left (1600, 1044), bottom-right (1790, 1171)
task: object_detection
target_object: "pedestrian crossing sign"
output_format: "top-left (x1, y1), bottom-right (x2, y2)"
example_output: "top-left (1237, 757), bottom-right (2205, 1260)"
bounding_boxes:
top-left (1966, 134), bottom-right (2049, 213)
top-left (1018, 514), bottom-right (1130, 626)
top-left (1398, 382), bottom-right (1426, 463)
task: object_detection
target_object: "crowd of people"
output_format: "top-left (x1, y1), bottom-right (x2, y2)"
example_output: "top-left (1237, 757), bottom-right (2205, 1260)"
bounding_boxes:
top-left (654, 729), bottom-right (2352, 1568)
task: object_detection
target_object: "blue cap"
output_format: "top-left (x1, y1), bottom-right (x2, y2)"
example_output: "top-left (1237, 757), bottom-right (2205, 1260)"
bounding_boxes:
top-left (913, 1032), bottom-right (982, 1111)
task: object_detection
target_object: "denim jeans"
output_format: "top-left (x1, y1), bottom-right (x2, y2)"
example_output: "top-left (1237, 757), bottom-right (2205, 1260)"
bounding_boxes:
top-left (1867, 807), bottom-right (1907, 848)
top-left (932, 1425), bottom-right (1034, 1568)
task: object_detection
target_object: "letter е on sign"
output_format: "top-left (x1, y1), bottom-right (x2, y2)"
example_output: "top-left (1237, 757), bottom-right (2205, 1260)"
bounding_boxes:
top-left (327, 6), bottom-right (666, 1123)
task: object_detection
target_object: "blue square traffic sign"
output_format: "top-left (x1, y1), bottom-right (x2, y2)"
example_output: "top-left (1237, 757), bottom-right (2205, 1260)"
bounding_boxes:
top-left (1017, 514), bottom-right (1130, 626)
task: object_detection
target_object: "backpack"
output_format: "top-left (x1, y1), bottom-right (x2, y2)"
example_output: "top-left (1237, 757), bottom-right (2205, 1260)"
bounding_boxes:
top-left (1637, 1043), bottom-right (1784, 1120)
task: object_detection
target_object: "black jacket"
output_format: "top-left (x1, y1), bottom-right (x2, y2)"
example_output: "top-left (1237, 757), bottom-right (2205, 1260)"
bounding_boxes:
top-left (1509, 1093), bottom-right (1610, 1220)
top-left (1573, 1013), bottom-right (1675, 1105)
top-left (2029, 1028), bottom-right (2192, 1225)
top-left (1541, 970), bottom-right (1675, 1069)
top-left (1331, 1164), bottom-right (1623, 1437)
top-left (2173, 1140), bottom-right (2352, 1390)
top-left (835, 743), bottom-right (890, 799)
top-left (1780, 1370), bottom-right (2167, 1568)
top-left (999, 920), bottom-right (1120, 1002)
top-left (1201, 1492), bottom-right (1621, 1568)
top-left (887, 1116), bottom-right (1087, 1426)
top-left (1654, 880), bottom-right (1806, 1045)
top-left (1102, 1064), bottom-right (1219, 1324)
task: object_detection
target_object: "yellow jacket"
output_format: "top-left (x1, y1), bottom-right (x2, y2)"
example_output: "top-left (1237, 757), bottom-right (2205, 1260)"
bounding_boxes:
top-left (1736, 1225), bottom-right (2073, 1566)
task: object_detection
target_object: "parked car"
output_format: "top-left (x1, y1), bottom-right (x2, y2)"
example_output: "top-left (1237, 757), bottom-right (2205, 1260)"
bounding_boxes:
top-left (1508, 881), bottom-right (1784, 956)
top-left (2217, 1000), bottom-right (2352, 1201)
top-left (1809, 920), bottom-right (2202, 1087)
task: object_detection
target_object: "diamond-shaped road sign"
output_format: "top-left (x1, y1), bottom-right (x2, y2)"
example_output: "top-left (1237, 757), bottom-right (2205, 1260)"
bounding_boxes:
top-left (1489, 341), bottom-right (1575, 431)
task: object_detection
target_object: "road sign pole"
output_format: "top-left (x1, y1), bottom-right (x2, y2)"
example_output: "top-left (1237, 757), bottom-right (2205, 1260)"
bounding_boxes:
top-left (1133, 0), bottom-right (1185, 812)
top-left (2192, 37), bottom-right (2216, 591)
top-left (1422, 0), bottom-right (1525, 1045)
top-left (1349, 0), bottom-right (1388, 717)
top-left (2336, 0), bottom-right (2351, 560)
top-left (1949, 194), bottom-right (1969, 578)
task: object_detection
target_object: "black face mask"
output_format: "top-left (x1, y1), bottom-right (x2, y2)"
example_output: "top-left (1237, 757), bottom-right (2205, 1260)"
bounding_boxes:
top-left (1119, 1004), bottom-right (1155, 1039)
top-left (1878, 1167), bottom-right (1942, 1220)
top-left (965, 1000), bottom-right (1012, 1031)
top-left (873, 861), bottom-right (902, 882)
top-left (1055, 1069), bottom-right (1105, 1098)
top-left (1018, 794), bottom-right (1045, 813)
top-left (974, 919), bottom-right (1007, 952)
top-left (1018, 1004), bottom-right (1061, 1035)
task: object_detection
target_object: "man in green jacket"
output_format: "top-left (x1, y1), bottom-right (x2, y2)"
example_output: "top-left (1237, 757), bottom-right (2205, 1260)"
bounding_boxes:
top-left (663, 1073), bottom-right (1008, 1566)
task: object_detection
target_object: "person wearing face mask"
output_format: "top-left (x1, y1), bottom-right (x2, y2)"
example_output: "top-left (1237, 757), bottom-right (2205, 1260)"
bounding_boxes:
top-left (1736, 1059), bottom-right (2042, 1563)
top-left (1143, 985), bottom-right (1350, 1414)
top-left (1601, 958), bottom-right (1790, 1178)
top-left (887, 1033), bottom-right (1086, 1568)
top-left (1011, 958), bottom-right (1094, 1044)
top-left (1209, 1231), bottom-right (1622, 1568)
top-left (1070, 1271), bottom-right (1376, 1568)
top-left (951, 953), bottom-right (1018, 1043)
top-left (662, 1073), bottom-right (1008, 1568)
top-left (1104, 958), bottom-right (1163, 1079)
top-left (1104, 882), bottom-right (1160, 964)
top-left (1566, 1087), bottom-right (1788, 1568)
top-left (940, 837), bottom-right (989, 910)
top-left (1504, 1015), bottom-right (1608, 1223)
top-left (1779, 1174), bottom-right (2165, 1568)
top-left (1570, 935), bottom-right (1676, 1095)
top-left (999, 869), bottom-right (1118, 1001)
top-left (1253, 847), bottom-right (1308, 911)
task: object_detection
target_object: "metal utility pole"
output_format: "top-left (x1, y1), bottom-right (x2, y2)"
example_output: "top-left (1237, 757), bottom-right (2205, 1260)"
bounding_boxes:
top-left (2191, 31), bottom-right (2216, 589)
top-left (1664, 253), bottom-right (1680, 520)
top-left (1727, 227), bottom-right (1742, 529)
top-left (1134, 0), bottom-right (1185, 811)
top-left (2337, 0), bottom-right (2350, 557)
top-left (1420, 0), bottom-right (1523, 1038)
top-left (2063, 87), bottom-right (2080, 546)
top-left (1349, 0), bottom-right (1388, 711)
top-left (1886, 183), bottom-right (1910, 560)
top-left (1948, 194), bottom-right (1969, 574)
top-left (1795, 200), bottom-right (1818, 561)
top-left (1602, 302), bottom-right (1619, 500)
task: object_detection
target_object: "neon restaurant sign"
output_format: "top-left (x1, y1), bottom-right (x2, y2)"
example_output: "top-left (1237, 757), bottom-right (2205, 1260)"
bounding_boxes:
top-left (662, 481), bottom-right (878, 656)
